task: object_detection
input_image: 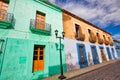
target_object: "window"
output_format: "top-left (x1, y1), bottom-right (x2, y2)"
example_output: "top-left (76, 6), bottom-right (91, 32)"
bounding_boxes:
top-left (88, 29), bottom-right (91, 37)
top-left (0, 1), bottom-right (9, 20)
top-left (33, 45), bottom-right (45, 72)
top-left (75, 24), bottom-right (79, 38)
top-left (88, 29), bottom-right (91, 34)
top-left (35, 11), bottom-right (45, 29)
top-left (96, 33), bottom-right (99, 37)
top-left (103, 35), bottom-right (105, 39)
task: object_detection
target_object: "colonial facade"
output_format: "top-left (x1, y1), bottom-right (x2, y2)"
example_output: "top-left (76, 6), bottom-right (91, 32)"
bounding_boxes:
top-left (0, 0), bottom-right (66, 80)
top-left (0, 0), bottom-right (118, 80)
top-left (113, 39), bottom-right (120, 58)
top-left (62, 10), bottom-right (118, 71)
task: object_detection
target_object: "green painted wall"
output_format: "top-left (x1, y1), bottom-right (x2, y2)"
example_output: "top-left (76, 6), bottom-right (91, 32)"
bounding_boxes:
top-left (0, 0), bottom-right (66, 80)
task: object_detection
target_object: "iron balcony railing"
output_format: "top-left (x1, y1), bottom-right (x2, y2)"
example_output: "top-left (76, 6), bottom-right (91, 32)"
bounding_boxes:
top-left (0, 10), bottom-right (14, 23)
top-left (30, 19), bottom-right (51, 32)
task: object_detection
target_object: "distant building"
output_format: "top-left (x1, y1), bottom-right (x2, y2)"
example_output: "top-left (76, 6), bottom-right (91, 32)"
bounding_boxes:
top-left (113, 39), bottom-right (120, 58)
top-left (62, 10), bottom-right (118, 71)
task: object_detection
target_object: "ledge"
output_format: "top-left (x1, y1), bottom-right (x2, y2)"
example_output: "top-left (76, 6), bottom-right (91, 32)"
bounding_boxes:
top-left (0, 20), bottom-right (12, 29)
top-left (30, 26), bottom-right (51, 36)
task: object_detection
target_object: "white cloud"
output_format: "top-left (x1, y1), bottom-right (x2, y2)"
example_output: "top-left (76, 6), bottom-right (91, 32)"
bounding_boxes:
top-left (49, 0), bottom-right (120, 28)
top-left (48, 0), bottom-right (56, 3)
top-left (113, 33), bottom-right (120, 40)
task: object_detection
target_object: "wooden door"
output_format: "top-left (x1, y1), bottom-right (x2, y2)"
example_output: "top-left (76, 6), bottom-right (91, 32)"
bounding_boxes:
top-left (100, 49), bottom-right (107, 62)
top-left (78, 45), bottom-right (88, 68)
top-left (91, 46), bottom-right (99, 64)
top-left (36, 12), bottom-right (45, 29)
top-left (0, 1), bottom-right (8, 20)
top-left (33, 46), bottom-right (44, 72)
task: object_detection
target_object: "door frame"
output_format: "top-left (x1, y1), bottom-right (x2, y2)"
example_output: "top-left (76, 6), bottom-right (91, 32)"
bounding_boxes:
top-left (90, 45), bottom-right (100, 64)
top-left (32, 45), bottom-right (45, 72)
top-left (106, 47), bottom-right (112, 60)
top-left (76, 43), bottom-right (88, 68)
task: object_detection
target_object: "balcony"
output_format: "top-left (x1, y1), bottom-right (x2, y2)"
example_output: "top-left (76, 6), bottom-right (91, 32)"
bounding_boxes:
top-left (89, 32), bottom-right (96, 43)
top-left (109, 39), bottom-right (114, 46)
top-left (98, 37), bottom-right (103, 44)
top-left (0, 10), bottom-right (14, 29)
top-left (104, 38), bottom-right (109, 45)
top-left (75, 28), bottom-right (85, 41)
top-left (97, 34), bottom-right (103, 44)
top-left (110, 42), bottom-right (114, 46)
top-left (30, 19), bottom-right (51, 36)
top-left (75, 33), bottom-right (85, 41)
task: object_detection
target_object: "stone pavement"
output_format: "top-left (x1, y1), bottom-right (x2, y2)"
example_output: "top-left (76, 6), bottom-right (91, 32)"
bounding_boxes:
top-left (69, 59), bottom-right (120, 80)
top-left (42, 60), bottom-right (118, 80)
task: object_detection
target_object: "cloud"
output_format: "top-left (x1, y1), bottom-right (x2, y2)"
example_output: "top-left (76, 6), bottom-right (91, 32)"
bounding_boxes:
top-left (48, 0), bottom-right (120, 28)
top-left (48, 0), bottom-right (56, 3)
top-left (113, 33), bottom-right (120, 40)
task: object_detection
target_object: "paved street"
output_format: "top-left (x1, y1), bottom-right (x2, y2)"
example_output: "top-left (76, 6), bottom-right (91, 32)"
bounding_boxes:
top-left (69, 60), bottom-right (120, 80)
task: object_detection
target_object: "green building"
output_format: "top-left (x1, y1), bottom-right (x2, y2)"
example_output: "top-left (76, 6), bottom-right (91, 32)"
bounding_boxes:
top-left (0, 0), bottom-right (66, 80)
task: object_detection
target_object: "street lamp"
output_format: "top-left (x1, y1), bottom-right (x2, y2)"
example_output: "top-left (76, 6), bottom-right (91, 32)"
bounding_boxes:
top-left (55, 30), bottom-right (66, 80)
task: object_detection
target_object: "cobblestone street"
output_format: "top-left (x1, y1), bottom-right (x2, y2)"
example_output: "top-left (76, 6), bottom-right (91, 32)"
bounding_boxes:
top-left (69, 60), bottom-right (120, 80)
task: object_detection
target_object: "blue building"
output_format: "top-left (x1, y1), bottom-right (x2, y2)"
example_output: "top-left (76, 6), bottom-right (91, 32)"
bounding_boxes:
top-left (113, 39), bottom-right (120, 58)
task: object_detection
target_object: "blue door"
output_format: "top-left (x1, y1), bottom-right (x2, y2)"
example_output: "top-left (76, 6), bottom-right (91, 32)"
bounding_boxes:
top-left (111, 48), bottom-right (116, 59)
top-left (77, 44), bottom-right (88, 68)
top-left (91, 46), bottom-right (100, 64)
top-left (106, 47), bottom-right (112, 59)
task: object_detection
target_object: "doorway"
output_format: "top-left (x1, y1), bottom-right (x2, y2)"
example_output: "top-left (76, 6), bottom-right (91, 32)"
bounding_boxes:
top-left (91, 46), bottom-right (100, 64)
top-left (33, 45), bottom-right (45, 72)
top-left (77, 44), bottom-right (88, 68)
top-left (100, 47), bottom-right (107, 62)
top-left (106, 47), bottom-right (112, 60)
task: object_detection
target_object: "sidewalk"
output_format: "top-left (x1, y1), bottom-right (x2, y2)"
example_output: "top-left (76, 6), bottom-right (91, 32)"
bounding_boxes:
top-left (42, 60), bottom-right (118, 80)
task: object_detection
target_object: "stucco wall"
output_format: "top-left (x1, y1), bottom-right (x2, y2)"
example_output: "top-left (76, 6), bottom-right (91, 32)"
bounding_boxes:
top-left (0, 0), bottom-right (66, 80)
top-left (62, 12), bottom-right (113, 44)
top-left (64, 38), bottom-right (117, 71)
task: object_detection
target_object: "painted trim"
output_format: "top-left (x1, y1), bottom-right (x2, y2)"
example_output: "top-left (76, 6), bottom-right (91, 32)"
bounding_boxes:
top-left (106, 47), bottom-right (112, 59)
top-left (0, 20), bottom-right (12, 29)
top-left (76, 43), bottom-right (88, 68)
top-left (90, 45), bottom-right (100, 64)
top-left (111, 48), bottom-right (116, 59)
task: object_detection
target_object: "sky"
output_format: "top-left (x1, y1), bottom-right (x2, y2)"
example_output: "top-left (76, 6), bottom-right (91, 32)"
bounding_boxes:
top-left (48, 0), bottom-right (120, 40)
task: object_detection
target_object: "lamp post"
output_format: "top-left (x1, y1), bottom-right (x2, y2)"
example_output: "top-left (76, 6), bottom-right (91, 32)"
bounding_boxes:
top-left (55, 30), bottom-right (66, 80)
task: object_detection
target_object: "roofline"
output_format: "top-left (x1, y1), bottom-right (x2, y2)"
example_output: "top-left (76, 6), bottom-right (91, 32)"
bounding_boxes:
top-left (113, 39), bottom-right (120, 43)
top-left (35, 0), bottom-right (62, 11)
top-left (62, 9), bottom-right (111, 35)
